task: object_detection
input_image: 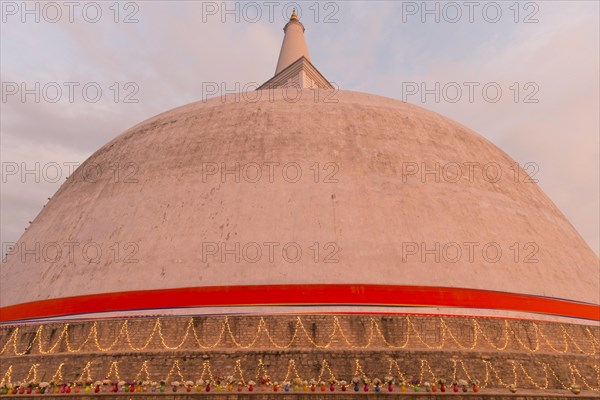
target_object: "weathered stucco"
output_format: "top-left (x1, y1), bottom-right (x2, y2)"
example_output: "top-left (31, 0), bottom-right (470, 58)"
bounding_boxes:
top-left (1, 89), bottom-right (598, 318)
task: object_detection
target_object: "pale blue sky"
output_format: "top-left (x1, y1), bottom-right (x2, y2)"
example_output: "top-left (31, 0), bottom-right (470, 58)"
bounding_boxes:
top-left (1, 1), bottom-right (599, 255)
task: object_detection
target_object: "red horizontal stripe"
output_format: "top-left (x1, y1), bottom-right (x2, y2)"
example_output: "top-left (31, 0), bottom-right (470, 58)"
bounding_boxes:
top-left (1, 285), bottom-right (598, 322)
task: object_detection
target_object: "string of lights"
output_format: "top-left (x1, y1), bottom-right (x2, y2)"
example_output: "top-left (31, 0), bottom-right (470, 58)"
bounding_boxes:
top-left (316, 359), bottom-right (336, 384)
top-left (134, 361), bottom-right (150, 383)
top-left (233, 360), bottom-right (246, 386)
top-left (254, 359), bottom-right (269, 382)
top-left (1, 316), bottom-right (597, 356)
top-left (78, 362), bottom-right (92, 383)
top-left (22, 364), bottom-right (39, 384)
top-left (417, 360), bottom-right (435, 383)
top-left (282, 359), bottom-right (300, 383)
top-left (105, 362), bottom-right (120, 382)
top-left (0, 358), bottom-right (597, 392)
top-left (163, 360), bottom-right (184, 384)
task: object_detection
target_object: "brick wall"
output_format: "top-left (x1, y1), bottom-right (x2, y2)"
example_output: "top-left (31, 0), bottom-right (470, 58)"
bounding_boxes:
top-left (1, 315), bottom-right (598, 392)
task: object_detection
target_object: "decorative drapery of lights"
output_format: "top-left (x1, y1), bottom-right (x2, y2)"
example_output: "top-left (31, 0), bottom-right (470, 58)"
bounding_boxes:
top-left (1, 316), bottom-right (598, 356)
top-left (1, 358), bottom-right (598, 392)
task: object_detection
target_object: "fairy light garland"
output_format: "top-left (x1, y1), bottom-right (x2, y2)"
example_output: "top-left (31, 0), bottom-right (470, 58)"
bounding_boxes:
top-left (550, 364), bottom-right (571, 389)
top-left (259, 317), bottom-right (298, 349)
top-left (223, 316), bottom-right (251, 349)
top-left (452, 359), bottom-right (458, 382)
top-left (190, 317), bottom-right (226, 350)
top-left (374, 319), bottom-right (410, 348)
top-left (106, 362), bottom-right (120, 382)
top-left (263, 318), bottom-right (298, 349)
top-left (1, 331), bottom-right (24, 356)
top-left (570, 363), bottom-right (600, 392)
top-left (386, 359), bottom-right (407, 383)
top-left (418, 359), bottom-right (437, 384)
top-left (92, 322), bottom-right (123, 352)
top-left (0, 318), bottom-right (597, 394)
top-left (481, 361), bottom-right (490, 387)
top-left (157, 319), bottom-right (192, 350)
top-left (587, 328), bottom-right (600, 346)
top-left (475, 320), bottom-right (510, 351)
top-left (39, 324), bottom-right (68, 355)
top-left (353, 359), bottom-right (368, 380)
top-left (134, 361), bottom-right (151, 382)
top-left (66, 324), bottom-right (92, 354)
top-left (443, 318), bottom-right (478, 350)
top-left (408, 318), bottom-right (445, 349)
top-left (454, 359), bottom-right (474, 383)
top-left (163, 361), bottom-right (184, 383)
top-left (0, 365), bottom-right (13, 387)
top-left (0, 316), bottom-right (598, 356)
top-left (536, 324), bottom-right (568, 353)
top-left (335, 317), bottom-right (376, 349)
top-left (198, 361), bottom-right (215, 383)
top-left (22, 363), bottom-right (40, 383)
top-left (282, 359), bottom-right (300, 383)
top-left (316, 359), bottom-right (336, 383)
top-left (124, 319), bottom-right (158, 351)
top-left (295, 316), bottom-right (333, 349)
top-left (0, 358), bottom-right (598, 392)
top-left (233, 360), bottom-right (246, 386)
top-left (508, 323), bottom-right (540, 352)
top-left (565, 326), bottom-right (597, 356)
top-left (254, 359), bottom-right (269, 382)
top-left (78, 362), bottom-right (92, 383)
top-left (482, 360), bottom-right (509, 388)
top-left (515, 361), bottom-right (549, 390)
top-left (50, 363), bottom-right (65, 383)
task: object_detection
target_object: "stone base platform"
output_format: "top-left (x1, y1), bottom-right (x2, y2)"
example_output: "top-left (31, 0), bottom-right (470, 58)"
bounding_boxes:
top-left (1, 315), bottom-right (598, 395)
top-left (0, 392), bottom-right (599, 399)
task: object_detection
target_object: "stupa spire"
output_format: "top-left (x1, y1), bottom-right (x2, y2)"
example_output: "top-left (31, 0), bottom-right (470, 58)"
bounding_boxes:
top-left (274, 9), bottom-right (311, 74)
top-left (258, 9), bottom-right (333, 90)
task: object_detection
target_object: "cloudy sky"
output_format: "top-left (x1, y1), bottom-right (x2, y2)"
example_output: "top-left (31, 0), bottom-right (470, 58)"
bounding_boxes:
top-left (1, 1), bottom-right (598, 255)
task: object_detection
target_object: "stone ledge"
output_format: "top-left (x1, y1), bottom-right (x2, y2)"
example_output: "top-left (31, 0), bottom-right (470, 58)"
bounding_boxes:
top-left (0, 391), bottom-right (598, 400)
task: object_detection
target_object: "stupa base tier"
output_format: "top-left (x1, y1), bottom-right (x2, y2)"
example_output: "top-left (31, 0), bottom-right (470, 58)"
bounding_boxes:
top-left (0, 351), bottom-right (596, 392)
top-left (1, 315), bottom-right (598, 395)
top-left (0, 393), bottom-right (599, 399)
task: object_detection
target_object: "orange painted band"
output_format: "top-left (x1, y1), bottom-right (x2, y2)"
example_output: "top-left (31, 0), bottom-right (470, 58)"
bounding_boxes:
top-left (1, 284), bottom-right (598, 323)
